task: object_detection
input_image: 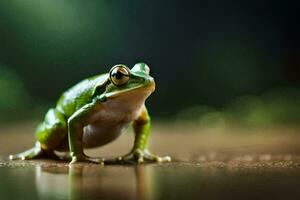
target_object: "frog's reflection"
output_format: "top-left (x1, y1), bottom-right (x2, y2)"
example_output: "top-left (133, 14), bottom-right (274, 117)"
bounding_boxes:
top-left (35, 164), bottom-right (155, 200)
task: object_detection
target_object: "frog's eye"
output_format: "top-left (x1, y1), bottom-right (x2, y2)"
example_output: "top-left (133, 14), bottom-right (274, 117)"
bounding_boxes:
top-left (109, 65), bottom-right (130, 86)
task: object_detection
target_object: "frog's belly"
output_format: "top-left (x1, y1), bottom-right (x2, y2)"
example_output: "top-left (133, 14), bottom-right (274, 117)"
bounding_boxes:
top-left (82, 86), bottom-right (152, 148)
top-left (82, 99), bottom-right (142, 148)
top-left (83, 119), bottom-right (131, 148)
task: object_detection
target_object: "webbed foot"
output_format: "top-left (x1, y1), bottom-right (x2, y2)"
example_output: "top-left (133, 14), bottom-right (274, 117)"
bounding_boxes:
top-left (70, 154), bottom-right (105, 165)
top-left (106, 149), bottom-right (171, 164)
top-left (9, 142), bottom-right (44, 160)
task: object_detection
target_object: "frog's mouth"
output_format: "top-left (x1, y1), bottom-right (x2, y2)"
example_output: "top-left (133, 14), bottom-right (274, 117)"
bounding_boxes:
top-left (104, 81), bottom-right (155, 99)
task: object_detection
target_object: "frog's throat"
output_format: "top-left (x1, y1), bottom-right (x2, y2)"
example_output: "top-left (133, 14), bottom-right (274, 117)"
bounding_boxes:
top-left (103, 81), bottom-right (155, 99)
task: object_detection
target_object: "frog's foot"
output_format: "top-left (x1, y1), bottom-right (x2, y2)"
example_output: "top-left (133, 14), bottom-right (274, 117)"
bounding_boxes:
top-left (54, 151), bottom-right (72, 161)
top-left (70, 154), bottom-right (105, 165)
top-left (106, 149), bottom-right (171, 164)
top-left (9, 142), bottom-right (44, 160)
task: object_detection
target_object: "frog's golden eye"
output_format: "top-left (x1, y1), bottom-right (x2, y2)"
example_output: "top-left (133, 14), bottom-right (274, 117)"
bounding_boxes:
top-left (109, 65), bottom-right (130, 86)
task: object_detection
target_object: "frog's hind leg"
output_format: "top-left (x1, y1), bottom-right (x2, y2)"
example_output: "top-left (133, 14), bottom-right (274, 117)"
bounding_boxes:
top-left (9, 142), bottom-right (45, 160)
top-left (10, 108), bottom-right (68, 161)
top-left (35, 108), bottom-right (68, 155)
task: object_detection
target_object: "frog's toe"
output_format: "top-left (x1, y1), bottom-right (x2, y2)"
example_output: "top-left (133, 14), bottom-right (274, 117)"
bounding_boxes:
top-left (9, 143), bottom-right (44, 160)
top-left (9, 154), bottom-right (21, 160)
top-left (54, 152), bottom-right (72, 161)
top-left (9, 151), bottom-right (42, 160)
top-left (143, 151), bottom-right (172, 163)
top-left (103, 154), bottom-right (137, 164)
top-left (85, 157), bottom-right (105, 165)
top-left (158, 155), bottom-right (172, 162)
top-left (9, 154), bottom-right (29, 160)
top-left (69, 155), bottom-right (105, 165)
top-left (116, 154), bottom-right (136, 164)
top-left (107, 149), bottom-right (171, 164)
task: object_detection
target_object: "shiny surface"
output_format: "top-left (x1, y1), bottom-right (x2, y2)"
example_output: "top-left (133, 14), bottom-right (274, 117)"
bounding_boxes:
top-left (1, 123), bottom-right (300, 200)
top-left (1, 160), bottom-right (300, 200)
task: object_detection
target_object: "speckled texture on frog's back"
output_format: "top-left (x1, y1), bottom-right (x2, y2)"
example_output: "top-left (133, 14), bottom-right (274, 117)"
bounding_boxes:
top-left (82, 87), bottom-right (153, 148)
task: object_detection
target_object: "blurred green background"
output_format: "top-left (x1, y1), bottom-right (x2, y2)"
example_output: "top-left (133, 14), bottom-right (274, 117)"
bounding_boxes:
top-left (0, 1), bottom-right (299, 126)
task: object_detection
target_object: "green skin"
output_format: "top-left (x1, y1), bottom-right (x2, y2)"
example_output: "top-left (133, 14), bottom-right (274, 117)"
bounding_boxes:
top-left (10, 63), bottom-right (171, 165)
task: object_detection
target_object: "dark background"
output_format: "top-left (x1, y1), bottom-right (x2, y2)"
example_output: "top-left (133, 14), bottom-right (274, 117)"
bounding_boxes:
top-left (0, 0), bottom-right (299, 123)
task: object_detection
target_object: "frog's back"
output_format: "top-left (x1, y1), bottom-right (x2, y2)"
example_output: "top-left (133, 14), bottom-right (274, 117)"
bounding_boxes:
top-left (56, 73), bottom-right (108, 117)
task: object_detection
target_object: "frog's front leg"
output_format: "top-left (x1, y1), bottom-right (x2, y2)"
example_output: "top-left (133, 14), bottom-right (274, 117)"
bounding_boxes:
top-left (107, 105), bottom-right (171, 164)
top-left (68, 102), bottom-right (104, 165)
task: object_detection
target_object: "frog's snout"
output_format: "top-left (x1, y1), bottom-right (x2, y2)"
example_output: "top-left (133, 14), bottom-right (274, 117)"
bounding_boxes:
top-left (146, 77), bottom-right (156, 91)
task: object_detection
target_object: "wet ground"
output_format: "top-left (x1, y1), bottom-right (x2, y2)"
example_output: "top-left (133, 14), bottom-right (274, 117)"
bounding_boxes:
top-left (1, 122), bottom-right (300, 200)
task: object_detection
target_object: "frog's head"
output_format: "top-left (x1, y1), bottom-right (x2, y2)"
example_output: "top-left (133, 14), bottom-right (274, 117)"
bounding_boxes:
top-left (103, 63), bottom-right (155, 99)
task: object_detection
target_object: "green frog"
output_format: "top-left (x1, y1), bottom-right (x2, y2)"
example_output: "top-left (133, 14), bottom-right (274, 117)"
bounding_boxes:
top-left (10, 63), bottom-right (171, 165)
